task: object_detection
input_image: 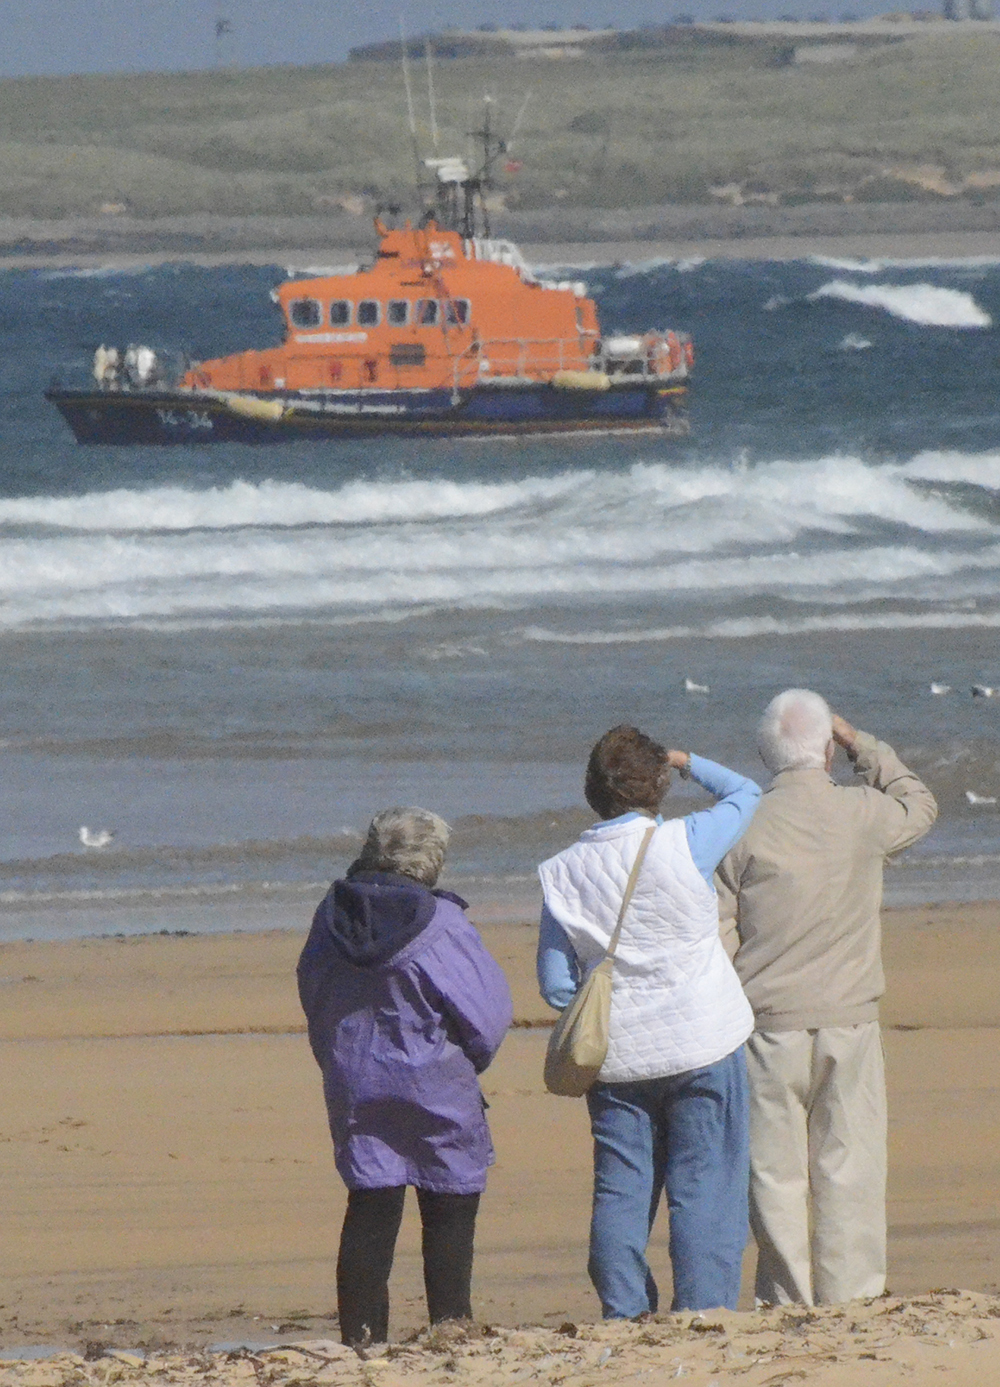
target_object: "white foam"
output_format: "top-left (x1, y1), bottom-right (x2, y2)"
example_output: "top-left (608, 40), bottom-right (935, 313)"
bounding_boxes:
top-left (0, 475), bottom-right (580, 533)
top-left (899, 450), bottom-right (1000, 489)
top-left (810, 256), bottom-right (883, 274)
top-left (808, 280), bottom-right (992, 328)
top-left (2, 455), bottom-right (980, 543)
top-left (811, 256), bottom-right (1000, 273)
top-left (0, 525), bottom-right (995, 628)
top-left (613, 258), bottom-right (682, 279)
top-left (535, 255), bottom-right (702, 276)
top-left (38, 265), bottom-right (155, 280)
top-left (523, 609), bottom-right (1000, 645)
top-left (0, 453), bottom-right (997, 629)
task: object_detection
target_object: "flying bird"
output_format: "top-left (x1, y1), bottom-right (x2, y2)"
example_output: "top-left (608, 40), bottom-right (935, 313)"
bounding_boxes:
top-left (965, 791), bottom-right (997, 806)
top-left (79, 826), bottom-right (115, 849)
top-left (929, 682), bottom-right (951, 695)
top-left (683, 677), bottom-right (710, 694)
top-left (972, 685), bottom-right (997, 698)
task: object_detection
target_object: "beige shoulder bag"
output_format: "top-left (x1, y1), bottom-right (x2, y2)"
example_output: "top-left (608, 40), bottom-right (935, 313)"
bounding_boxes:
top-left (543, 823), bottom-right (656, 1097)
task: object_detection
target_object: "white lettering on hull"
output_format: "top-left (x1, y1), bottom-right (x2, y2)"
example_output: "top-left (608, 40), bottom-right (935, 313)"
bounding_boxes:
top-left (156, 408), bottom-right (214, 430)
top-left (293, 332), bottom-right (368, 344)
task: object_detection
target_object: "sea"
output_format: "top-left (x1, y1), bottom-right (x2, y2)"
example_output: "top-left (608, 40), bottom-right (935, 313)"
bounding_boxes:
top-left (2, 250), bottom-right (1000, 942)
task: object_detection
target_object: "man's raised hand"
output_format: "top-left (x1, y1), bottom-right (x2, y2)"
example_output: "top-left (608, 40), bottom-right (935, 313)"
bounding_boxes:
top-left (831, 714), bottom-right (859, 752)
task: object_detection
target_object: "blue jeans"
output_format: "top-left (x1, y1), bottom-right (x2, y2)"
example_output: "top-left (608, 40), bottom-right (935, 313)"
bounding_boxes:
top-left (586, 1046), bottom-right (749, 1317)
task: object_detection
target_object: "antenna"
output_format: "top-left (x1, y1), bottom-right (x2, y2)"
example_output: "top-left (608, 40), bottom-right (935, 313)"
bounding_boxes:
top-left (399, 17), bottom-right (425, 199)
top-left (463, 95), bottom-right (510, 238)
top-left (400, 19), bottom-right (417, 138)
top-left (466, 93), bottom-right (476, 167)
top-left (508, 91), bottom-right (532, 152)
top-left (481, 96), bottom-right (493, 238)
top-left (424, 38), bottom-right (439, 152)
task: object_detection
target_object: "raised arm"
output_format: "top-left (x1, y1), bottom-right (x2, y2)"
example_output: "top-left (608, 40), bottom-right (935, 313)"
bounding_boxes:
top-left (674, 751), bottom-right (762, 884)
top-left (832, 715), bottom-right (938, 854)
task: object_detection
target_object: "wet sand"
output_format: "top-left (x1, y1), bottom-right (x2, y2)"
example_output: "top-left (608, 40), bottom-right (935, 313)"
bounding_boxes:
top-left (1, 901), bottom-right (998, 1369)
top-left (1, 231), bottom-right (997, 271)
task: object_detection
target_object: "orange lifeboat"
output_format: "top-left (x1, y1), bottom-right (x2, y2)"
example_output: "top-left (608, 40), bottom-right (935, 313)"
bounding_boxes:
top-left (46, 160), bottom-right (693, 445)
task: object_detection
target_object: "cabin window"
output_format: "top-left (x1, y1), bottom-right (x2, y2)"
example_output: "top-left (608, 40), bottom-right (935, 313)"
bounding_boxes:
top-left (444, 298), bottom-right (471, 326)
top-left (289, 298), bottom-right (322, 329)
top-left (330, 300), bottom-right (352, 326)
top-left (416, 298), bottom-right (439, 326)
top-left (390, 342), bottom-right (426, 367)
top-left (357, 299), bottom-right (381, 327)
top-left (387, 299), bottom-right (410, 326)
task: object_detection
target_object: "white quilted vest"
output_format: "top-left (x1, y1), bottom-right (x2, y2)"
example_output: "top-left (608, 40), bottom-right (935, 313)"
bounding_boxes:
top-left (538, 816), bottom-right (753, 1083)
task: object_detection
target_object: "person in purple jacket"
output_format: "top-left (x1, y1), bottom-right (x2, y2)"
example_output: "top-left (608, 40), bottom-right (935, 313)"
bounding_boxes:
top-left (297, 806), bottom-right (513, 1347)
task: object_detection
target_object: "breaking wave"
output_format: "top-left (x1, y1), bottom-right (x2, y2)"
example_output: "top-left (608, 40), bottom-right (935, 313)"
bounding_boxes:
top-left (0, 452), bottom-right (997, 629)
top-left (0, 453), bottom-right (995, 538)
top-left (808, 280), bottom-right (992, 328)
top-left (0, 475), bottom-right (578, 533)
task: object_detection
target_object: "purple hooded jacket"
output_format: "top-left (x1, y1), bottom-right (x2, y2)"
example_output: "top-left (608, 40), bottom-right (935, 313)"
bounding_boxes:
top-left (297, 871), bottom-right (513, 1194)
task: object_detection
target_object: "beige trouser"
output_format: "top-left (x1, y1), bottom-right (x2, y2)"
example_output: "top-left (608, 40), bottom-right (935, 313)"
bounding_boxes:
top-left (747, 1023), bottom-right (887, 1306)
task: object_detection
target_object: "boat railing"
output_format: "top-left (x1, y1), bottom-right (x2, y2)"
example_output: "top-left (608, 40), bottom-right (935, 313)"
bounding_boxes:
top-left (451, 334), bottom-right (689, 390)
top-left (451, 337), bottom-right (576, 388)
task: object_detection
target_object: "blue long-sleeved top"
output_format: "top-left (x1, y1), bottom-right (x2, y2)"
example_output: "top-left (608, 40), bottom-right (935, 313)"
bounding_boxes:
top-left (537, 755), bottom-right (761, 1010)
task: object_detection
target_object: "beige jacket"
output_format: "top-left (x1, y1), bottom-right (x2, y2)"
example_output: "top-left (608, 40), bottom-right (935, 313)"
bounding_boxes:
top-left (716, 732), bottom-right (937, 1031)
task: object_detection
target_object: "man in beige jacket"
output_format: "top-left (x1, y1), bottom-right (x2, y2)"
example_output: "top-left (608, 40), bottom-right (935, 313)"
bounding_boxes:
top-left (716, 689), bottom-right (937, 1307)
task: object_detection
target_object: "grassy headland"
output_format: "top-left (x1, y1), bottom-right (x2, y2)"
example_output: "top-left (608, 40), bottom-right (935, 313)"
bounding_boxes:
top-left (1, 28), bottom-right (999, 223)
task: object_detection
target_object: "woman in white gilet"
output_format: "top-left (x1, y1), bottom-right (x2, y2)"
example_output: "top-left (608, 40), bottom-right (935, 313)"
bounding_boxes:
top-left (538, 724), bottom-right (760, 1315)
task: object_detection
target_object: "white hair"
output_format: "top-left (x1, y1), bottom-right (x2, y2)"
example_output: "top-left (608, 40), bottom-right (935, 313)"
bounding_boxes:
top-left (757, 689), bottom-right (833, 774)
top-left (350, 806), bottom-right (450, 887)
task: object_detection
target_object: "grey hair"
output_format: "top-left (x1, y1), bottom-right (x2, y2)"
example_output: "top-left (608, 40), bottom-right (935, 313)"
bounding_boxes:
top-left (349, 806), bottom-right (451, 887)
top-left (757, 688), bottom-right (833, 774)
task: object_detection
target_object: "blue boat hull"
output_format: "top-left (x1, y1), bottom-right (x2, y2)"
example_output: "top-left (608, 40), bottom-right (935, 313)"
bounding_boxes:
top-left (46, 383), bottom-right (689, 444)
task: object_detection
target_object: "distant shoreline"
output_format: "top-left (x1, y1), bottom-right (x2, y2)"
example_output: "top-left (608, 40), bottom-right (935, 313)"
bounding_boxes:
top-left (2, 203), bottom-right (1000, 269)
top-left (5, 233), bottom-right (1000, 271)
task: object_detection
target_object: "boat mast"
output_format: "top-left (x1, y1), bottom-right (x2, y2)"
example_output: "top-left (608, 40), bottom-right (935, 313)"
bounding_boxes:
top-left (401, 54), bottom-right (512, 240)
top-left (399, 20), bottom-right (426, 207)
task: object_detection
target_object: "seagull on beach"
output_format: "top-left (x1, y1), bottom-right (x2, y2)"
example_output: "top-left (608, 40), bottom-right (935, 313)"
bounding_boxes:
top-left (929, 682), bottom-right (951, 695)
top-left (972, 684), bottom-right (997, 698)
top-left (683, 677), bottom-right (710, 694)
top-left (79, 826), bottom-right (115, 849)
top-left (965, 791), bottom-right (998, 807)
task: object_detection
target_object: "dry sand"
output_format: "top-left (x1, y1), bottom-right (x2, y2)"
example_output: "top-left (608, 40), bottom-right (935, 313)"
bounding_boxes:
top-left (1, 901), bottom-right (999, 1383)
top-left (5, 1297), bottom-right (1000, 1387)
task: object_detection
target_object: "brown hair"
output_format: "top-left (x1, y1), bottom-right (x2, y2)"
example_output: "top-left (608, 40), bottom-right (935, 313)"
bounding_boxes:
top-left (585, 724), bottom-right (670, 820)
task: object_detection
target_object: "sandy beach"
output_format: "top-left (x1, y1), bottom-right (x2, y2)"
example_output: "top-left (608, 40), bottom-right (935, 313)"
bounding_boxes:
top-left (1, 899), bottom-right (998, 1381)
top-left (3, 232), bottom-right (1000, 271)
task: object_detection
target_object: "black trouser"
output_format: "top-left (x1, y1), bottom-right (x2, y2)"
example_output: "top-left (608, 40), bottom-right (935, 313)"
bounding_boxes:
top-left (336, 1186), bottom-right (480, 1346)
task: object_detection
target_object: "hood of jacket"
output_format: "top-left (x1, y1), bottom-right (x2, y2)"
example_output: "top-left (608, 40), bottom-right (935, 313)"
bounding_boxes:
top-left (318, 869), bottom-right (467, 967)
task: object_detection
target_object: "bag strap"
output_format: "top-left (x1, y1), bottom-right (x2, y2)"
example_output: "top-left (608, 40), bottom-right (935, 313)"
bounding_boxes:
top-left (604, 823), bottom-right (656, 963)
